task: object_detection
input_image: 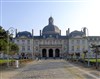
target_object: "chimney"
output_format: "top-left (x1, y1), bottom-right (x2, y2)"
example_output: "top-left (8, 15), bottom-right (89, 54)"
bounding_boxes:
top-left (32, 29), bottom-right (34, 36)
top-left (40, 30), bottom-right (41, 36)
top-left (66, 30), bottom-right (68, 36)
top-left (60, 30), bottom-right (61, 35)
top-left (68, 28), bottom-right (70, 34)
top-left (83, 27), bottom-right (86, 36)
top-left (66, 28), bottom-right (70, 36)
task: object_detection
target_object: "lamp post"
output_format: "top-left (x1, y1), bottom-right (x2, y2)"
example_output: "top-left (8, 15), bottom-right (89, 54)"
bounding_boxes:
top-left (86, 28), bottom-right (90, 67)
top-left (7, 27), bottom-right (15, 67)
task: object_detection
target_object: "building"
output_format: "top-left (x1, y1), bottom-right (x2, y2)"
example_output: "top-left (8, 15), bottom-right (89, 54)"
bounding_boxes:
top-left (14, 17), bottom-right (100, 59)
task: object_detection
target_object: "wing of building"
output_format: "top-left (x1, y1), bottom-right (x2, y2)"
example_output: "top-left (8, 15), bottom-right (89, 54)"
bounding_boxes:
top-left (14, 17), bottom-right (100, 59)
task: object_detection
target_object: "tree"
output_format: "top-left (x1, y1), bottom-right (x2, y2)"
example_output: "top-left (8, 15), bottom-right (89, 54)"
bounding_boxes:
top-left (10, 43), bottom-right (19, 55)
top-left (0, 26), bottom-right (19, 55)
top-left (0, 26), bottom-right (8, 52)
top-left (91, 44), bottom-right (100, 69)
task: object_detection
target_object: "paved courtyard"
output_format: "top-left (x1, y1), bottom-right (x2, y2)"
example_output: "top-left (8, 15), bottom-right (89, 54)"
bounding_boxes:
top-left (1, 59), bottom-right (100, 79)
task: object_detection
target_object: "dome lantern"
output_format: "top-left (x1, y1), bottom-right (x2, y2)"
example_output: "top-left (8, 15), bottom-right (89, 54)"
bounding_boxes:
top-left (49, 16), bottom-right (54, 25)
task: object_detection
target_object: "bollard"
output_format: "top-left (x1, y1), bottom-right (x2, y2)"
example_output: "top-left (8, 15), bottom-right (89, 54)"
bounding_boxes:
top-left (15, 60), bottom-right (19, 68)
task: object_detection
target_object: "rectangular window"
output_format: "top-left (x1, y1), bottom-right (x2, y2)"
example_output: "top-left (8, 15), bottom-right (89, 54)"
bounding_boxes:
top-left (71, 40), bottom-right (74, 44)
top-left (77, 40), bottom-right (80, 44)
top-left (22, 40), bottom-right (25, 45)
top-left (36, 41), bottom-right (38, 44)
top-left (27, 46), bottom-right (30, 50)
top-left (82, 40), bottom-right (85, 44)
top-left (76, 46), bottom-right (80, 51)
top-left (82, 46), bottom-right (85, 51)
top-left (22, 46), bottom-right (25, 51)
top-left (27, 40), bottom-right (30, 44)
top-left (72, 46), bottom-right (74, 51)
top-left (22, 40), bottom-right (25, 42)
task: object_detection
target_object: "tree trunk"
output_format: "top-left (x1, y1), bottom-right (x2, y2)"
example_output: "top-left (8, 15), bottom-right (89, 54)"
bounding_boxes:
top-left (96, 53), bottom-right (98, 69)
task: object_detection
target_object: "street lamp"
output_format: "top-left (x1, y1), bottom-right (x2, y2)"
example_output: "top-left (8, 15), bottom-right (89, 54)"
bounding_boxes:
top-left (7, 27), bottom-right (15, 67)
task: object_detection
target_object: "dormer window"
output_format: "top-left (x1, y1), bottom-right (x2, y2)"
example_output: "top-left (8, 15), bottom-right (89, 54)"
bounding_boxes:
top-left (49, 35), bottom-right (52, 38)
top-left (56, 35), bottom-right (58, 38)
top-left (22, 40), bottom-right (25, 42)
top-left (43, 35), bottom-right (45, 38)
top-left (28, 35), bottom-right (30, 37)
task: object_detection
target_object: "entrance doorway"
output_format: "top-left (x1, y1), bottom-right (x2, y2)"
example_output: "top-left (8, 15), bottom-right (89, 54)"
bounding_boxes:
top-left (49, 49), bottom-right (53, 57)
top-left (21, 53), bottom-right (25, 59)
top-left (42, 49), bottom-right (47, 57)
top-left (55, 49), bottom-right (60, 57)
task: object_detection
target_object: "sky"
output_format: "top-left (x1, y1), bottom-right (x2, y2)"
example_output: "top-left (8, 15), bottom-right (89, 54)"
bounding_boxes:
top-left (0, 0), bottom-right (100, 36)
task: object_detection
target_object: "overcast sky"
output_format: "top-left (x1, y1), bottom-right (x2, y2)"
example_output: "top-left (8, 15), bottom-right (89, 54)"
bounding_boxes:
top-left (0, 0), bottom-right (100, 36)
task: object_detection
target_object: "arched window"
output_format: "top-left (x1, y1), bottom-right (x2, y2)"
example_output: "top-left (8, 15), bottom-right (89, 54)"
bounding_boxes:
top-left (55, 49), bottom-right (60, 57)
top-left (42, 49), bottom-right (47, 57)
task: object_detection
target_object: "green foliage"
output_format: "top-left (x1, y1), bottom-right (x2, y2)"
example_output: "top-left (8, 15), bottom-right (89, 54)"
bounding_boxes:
top-left (0, 26), bottom-right (7, 39)
top-left (0, 26), bottom-right (19, 55)
top-left (0, 59), bottom-right (15, 64)
top-left (85, 59), bottom-right (100, 63)
top-left (10, 43), bottom-right (19, 55)
top-left (0, 26), bottom-right (7, 51)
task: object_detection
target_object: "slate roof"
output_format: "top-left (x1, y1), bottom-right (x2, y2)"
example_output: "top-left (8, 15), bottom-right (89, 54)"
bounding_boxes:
top-left (69, 30), bottom-right (85, 38)
top-left (16, 31), bottom-right (32, 38)
top-left (42, 17), bottom-right (60, 35)
top-left (42, 25), bottom-right (60, 35)
top-left (88, 36), bottom-right (100, 41)
top-left (33, 35), bottom-right (68, 39)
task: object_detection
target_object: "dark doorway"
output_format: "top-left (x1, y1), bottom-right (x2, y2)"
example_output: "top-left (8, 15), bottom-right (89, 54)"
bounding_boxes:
top-left (49, 49), bottom-right (53, 57)
top-left (42, 49), bottom-right (47, 57)
top-left (21, 53), bottom-right (25, 59)
top-left (55, 49), bottom-right (60, 57)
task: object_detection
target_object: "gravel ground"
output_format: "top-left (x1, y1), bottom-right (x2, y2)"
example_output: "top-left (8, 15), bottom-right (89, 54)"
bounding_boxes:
top-left (0, 59), bottom-right (100, 79)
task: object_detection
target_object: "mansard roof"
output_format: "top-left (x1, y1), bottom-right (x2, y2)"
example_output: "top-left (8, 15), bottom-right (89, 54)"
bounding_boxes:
top-left (69, 30), bottom-right (85, 38)
top-left (33, 35), bottom-right (68, 39)
top-left (88, 36), bottom-right (100, 41)
top-left (16, 31), bottom-right (32, 38)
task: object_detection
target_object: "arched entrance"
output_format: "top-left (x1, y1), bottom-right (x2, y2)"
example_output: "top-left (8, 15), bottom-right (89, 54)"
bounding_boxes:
top-left (42, 49), bottom-right (47, 57)
top-left (55, 49), bottom-right (60, 57)
top-left (49, 49), bottom-right (53, 57)
top-left (21, 53), bottom-right (25, 59)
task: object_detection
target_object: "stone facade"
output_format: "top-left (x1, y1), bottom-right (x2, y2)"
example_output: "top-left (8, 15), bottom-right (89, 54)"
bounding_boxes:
top-left (14, 17), bottom-right (100, 58)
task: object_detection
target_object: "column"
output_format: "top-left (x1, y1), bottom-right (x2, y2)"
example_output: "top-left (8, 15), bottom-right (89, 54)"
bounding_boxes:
top-left (47, 48), bottom-right (49, 57)
top-left (60, 48), bottom-right (61, 57)
top-left (40, 49), bottom-right (42, 58)
top-left (53, 48), bottom-right (55, 57)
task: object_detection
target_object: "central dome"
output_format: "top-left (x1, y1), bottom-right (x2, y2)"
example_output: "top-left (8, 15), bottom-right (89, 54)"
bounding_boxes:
top-left (42, 17), bottom-right (60, 35)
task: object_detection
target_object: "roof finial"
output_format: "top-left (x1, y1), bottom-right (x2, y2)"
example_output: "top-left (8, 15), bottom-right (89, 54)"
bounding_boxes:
top-left (50, 13), bottom-right (52, 17)
top-left (48, 13), bottom-right (53, 25)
